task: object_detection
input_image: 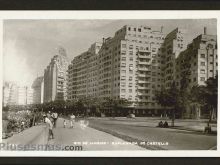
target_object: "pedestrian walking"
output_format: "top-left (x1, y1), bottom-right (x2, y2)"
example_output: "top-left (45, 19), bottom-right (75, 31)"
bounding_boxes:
top-left (63, 120), bottom-right (67, 128)
top-left (44, 114), bottom-right (54, 140)
top-left (51, 112), bottom-right (58, 128)
top-left (70, 114), bottom-right (75, 128)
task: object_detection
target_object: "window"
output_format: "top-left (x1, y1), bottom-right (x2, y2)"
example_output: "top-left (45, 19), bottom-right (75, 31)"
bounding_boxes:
top-left (193, 78), bottom-right (197, 82)
top-left (200, 54), bottom-right (205, 58)
top-left (129, 57), bottom-right (133, 61)
top-left (121, 57), bottom-right (126, 61)
top-left (121, 76), bottom-right (126, 80)
top-left (152, 54), bottom-right (156, 58)
top-left (129, 89), bottom-right (132, 93)
top-left (200, 69), bottom-right (205, 74)
top-left (129, 45), bottom-right (133, 49)
top-left (200, 77), bottom-right (205, 81)
top-left (210, 70), bottom-right (213, 72)
top-left (121, 63), bottom-right (126, 67)
top-left (129, 51), bottom-right (133, 55)
top-left (129, 70), bottom-right (133, 74)
top-left (122, 44), bottom-right (126, 48)
top-left (121, 89), bottom-right (126, 93)
top-left (121, 51), bottom-right (126, 55)
top-left (129, 76), bottom-right (133, 81)
top-left (121, 70), bottom-right (126, 73)
top-left (201, 62), bottom-right (205, 66)
top-left (138, 28), bottom-right (141, 32)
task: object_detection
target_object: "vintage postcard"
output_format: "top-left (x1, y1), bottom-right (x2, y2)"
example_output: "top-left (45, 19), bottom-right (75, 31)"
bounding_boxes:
top-left (0, 11), bottom-right (219, 157)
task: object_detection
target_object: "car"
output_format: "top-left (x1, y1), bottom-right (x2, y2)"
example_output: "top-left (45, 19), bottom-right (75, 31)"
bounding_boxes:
top-left (127, 114), bottom-right (135, 118)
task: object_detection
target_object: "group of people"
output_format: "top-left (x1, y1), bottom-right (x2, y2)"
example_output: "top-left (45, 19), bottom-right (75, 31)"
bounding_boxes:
top-left (43, 111), bottom-right (58, 140)
top-left (43, 112), bottom-right (76, 140)
top-left (63, 114), bottom-right (75, 128)
top-left (158, 121), bottom-right (169, 128)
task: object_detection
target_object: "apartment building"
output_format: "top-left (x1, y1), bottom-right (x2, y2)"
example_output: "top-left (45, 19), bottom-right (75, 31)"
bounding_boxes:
top-left (2, 82), bottom-right (18, 106)
top-left (175, 28), bottom-right (217, 118)
top-left (17, 86), bottom-right (33, 105)
top-left (68, 25), bottom-right (176, 115)
top-left (67, 43), bottom-right (102, 100)
top-left (67, 25), bottom-right (217, 117)
top-left (44, 47), bottom-right (69, 102)
top-left (163, 28), bottom-right (187, 88)
top-left (176, 27), bottom-right (217, 88)
top-left (3, 82), bottom-right (33, 106)
top-left (98, 25), bottom-right (167, 113)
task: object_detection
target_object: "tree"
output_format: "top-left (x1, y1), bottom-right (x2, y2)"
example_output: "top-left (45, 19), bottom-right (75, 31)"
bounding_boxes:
top-left (205, 75), bottom-right (217, 121)
top-left (155, 82), bottom-right (180, 126)
top-left (101, 98), bottom-right (130, 117)
top-left (191, 75), bottom-right (217, 123)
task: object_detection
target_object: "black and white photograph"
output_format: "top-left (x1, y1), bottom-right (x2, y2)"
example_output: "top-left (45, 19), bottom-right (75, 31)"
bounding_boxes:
top-left (0, 12), bottom-right (218, 156)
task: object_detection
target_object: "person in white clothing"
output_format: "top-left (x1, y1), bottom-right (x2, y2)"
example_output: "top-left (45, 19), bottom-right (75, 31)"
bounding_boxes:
top-left (70, 114), bottom-right (75, 128)
top-left (63, 120), bottom-right (67, 128)
top-left (44, 114), bottom-right (54, 140)
top-left (51, 112), bottom-right (58, 128)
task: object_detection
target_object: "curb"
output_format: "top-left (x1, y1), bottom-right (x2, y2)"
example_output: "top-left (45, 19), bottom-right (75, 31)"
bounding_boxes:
top-left (169, 127), bottom-right (217, 135)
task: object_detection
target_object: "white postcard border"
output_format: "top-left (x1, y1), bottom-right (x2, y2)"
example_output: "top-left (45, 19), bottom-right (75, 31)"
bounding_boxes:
top-left (0, 10), bottom-right (219, 157)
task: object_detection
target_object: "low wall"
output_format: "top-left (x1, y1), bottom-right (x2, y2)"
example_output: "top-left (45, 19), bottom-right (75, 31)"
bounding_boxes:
top-left (3, 124), bottom-right (49, 149)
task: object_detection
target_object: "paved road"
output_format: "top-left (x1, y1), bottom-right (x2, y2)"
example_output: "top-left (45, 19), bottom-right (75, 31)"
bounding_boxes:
top-left (88, 117), bottom-right (217, 150)
top-left (48, 118), bottom-right (143, 151)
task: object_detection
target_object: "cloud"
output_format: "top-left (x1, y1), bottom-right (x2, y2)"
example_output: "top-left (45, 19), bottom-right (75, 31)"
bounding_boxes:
top-left (3, 19), bottom-right (217, 87)
top-left (3, 39), bottom-right (35, 87)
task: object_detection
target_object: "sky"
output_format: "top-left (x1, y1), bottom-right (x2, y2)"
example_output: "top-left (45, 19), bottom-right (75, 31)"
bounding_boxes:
top-left (3, 19), bottom-right (217, 87)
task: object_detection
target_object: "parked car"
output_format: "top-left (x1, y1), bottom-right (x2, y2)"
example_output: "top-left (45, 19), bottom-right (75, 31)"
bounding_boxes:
top-left (127, 114), bottom-right (135, 118)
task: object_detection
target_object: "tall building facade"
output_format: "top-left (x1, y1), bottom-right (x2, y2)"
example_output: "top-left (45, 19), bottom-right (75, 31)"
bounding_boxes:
top-left (162, 28), bottom-right (187, 88)
top-left (17, 86), bottom-right (33, 105)
top-left (2, 82), bottom-right (18, 106)
top-left (67, 25), bottom-right (217, 117)
top-left (3, 82), bottom-right (33, 106)
top-left (98, 25), bottom-right (166, 112)
top-left (176, 28), bottom-right (217, 88)
top-left (68, 25), bottom-right (173, 112)
top-left (32, 76), bottom-right (44, 104)
top-left (67, 43), bottom-right (102, 100)
top-left (44, 47), bottom-right (69, 102)
top-left (175, 28), bottom-right (217, 118)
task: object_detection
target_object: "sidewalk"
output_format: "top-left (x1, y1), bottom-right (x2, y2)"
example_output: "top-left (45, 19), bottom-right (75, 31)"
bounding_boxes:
top-left (3, 124), bottom-right (48, 146)
top-left (48, 118), bottom-right (144, 150)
